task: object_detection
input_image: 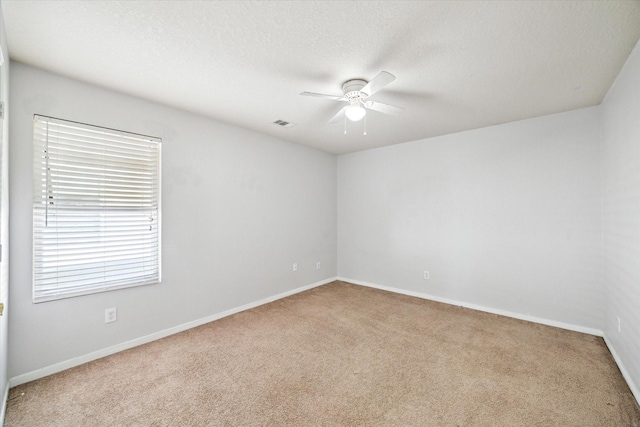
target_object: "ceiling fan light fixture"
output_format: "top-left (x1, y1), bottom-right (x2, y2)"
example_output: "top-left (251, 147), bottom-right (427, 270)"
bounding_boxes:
top-left (345, 105), bottom-right (366, 121)
top-left (300, 72), bottom-right (401, 126)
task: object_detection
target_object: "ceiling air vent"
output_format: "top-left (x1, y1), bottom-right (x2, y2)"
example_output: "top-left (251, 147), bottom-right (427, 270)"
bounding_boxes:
top-left (273, 119), bottom-right (295, 128)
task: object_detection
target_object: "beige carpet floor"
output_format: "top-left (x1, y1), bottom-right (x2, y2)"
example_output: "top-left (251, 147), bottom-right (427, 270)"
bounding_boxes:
top-left (5, 281), bottom-right (640, 426)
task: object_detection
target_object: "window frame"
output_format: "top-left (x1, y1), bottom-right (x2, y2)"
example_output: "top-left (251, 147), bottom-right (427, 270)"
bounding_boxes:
top-left (32, 115), bottom-right (162, 303)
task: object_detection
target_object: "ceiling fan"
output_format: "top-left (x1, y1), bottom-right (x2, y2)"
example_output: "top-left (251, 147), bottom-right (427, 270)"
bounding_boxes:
top-left (300, 71), bottom-right (404, 123)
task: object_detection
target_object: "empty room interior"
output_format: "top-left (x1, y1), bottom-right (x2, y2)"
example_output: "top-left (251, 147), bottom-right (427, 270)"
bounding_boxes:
top-left (0, 1), bottom-right (640, 425)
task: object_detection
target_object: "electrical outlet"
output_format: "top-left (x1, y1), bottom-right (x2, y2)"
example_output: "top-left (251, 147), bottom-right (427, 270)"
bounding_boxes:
top-left (617, 316), bottom-right (621, 333)
top-left (316, 262), bottom-right (321, 270)
top-left (105, 307), bottom-right (117, 324)
top-left (293, 263), bottom-right (298, 271)
top-left (424, 271), bottom-right (430, 280)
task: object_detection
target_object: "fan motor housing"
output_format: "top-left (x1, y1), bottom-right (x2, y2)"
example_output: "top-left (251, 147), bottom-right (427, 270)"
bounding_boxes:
top-left (342, 79), bottom-right (368, 99)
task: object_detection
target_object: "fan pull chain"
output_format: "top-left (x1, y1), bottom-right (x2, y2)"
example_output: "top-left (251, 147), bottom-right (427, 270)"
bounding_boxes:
top-left (363, 114), bottom-right (367, 136)
top-left (344, 114), bottom-right (347, 135)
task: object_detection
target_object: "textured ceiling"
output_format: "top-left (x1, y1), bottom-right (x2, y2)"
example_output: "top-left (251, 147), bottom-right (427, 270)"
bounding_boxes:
top-left (3, 1), bottom-right (640, 154)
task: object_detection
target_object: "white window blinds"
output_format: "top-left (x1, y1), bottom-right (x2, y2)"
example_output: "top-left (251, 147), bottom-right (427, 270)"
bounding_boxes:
top-left (33, 116), bottom-right (161, 303)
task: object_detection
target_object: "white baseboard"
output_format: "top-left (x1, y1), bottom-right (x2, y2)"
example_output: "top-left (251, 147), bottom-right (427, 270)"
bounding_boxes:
top-left (9, 277), bottom-right (337, 387)
top-left (603, 334), bottom-right (640, 406)
top-left (0, 381), bottom-right (9, 427)
top-left (337, 277), bottom-right (603, 337)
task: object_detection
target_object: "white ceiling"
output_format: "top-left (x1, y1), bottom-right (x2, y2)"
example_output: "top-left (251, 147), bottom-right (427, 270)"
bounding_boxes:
top-left (3, 1), bottom-right (640, 155)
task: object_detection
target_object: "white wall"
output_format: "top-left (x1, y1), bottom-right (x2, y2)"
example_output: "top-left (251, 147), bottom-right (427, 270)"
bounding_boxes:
top-left (601, 39), bottom-right (640, 400)
top-left (338, 107), bottom-right (602, 330)
top-left (8, 63), bottom-right (337, 379)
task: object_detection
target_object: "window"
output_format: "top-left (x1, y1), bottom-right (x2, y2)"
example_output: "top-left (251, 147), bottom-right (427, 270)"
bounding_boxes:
top-left (33, 116), bottom-right (161, 303)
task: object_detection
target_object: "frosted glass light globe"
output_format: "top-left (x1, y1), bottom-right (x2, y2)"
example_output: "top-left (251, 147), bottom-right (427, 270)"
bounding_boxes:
top-left (345, 105), bottom-right (366, 121)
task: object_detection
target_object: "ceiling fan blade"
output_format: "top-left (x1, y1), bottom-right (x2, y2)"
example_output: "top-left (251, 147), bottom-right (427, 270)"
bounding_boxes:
top-left (360, 71), bottom-right (396, 97)
top-left (364, 100), bottom-right (404, 116)
top-left (300, 91), bottom-right (344, 101)
top-left (328, 106), bottom-right (347, 123)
